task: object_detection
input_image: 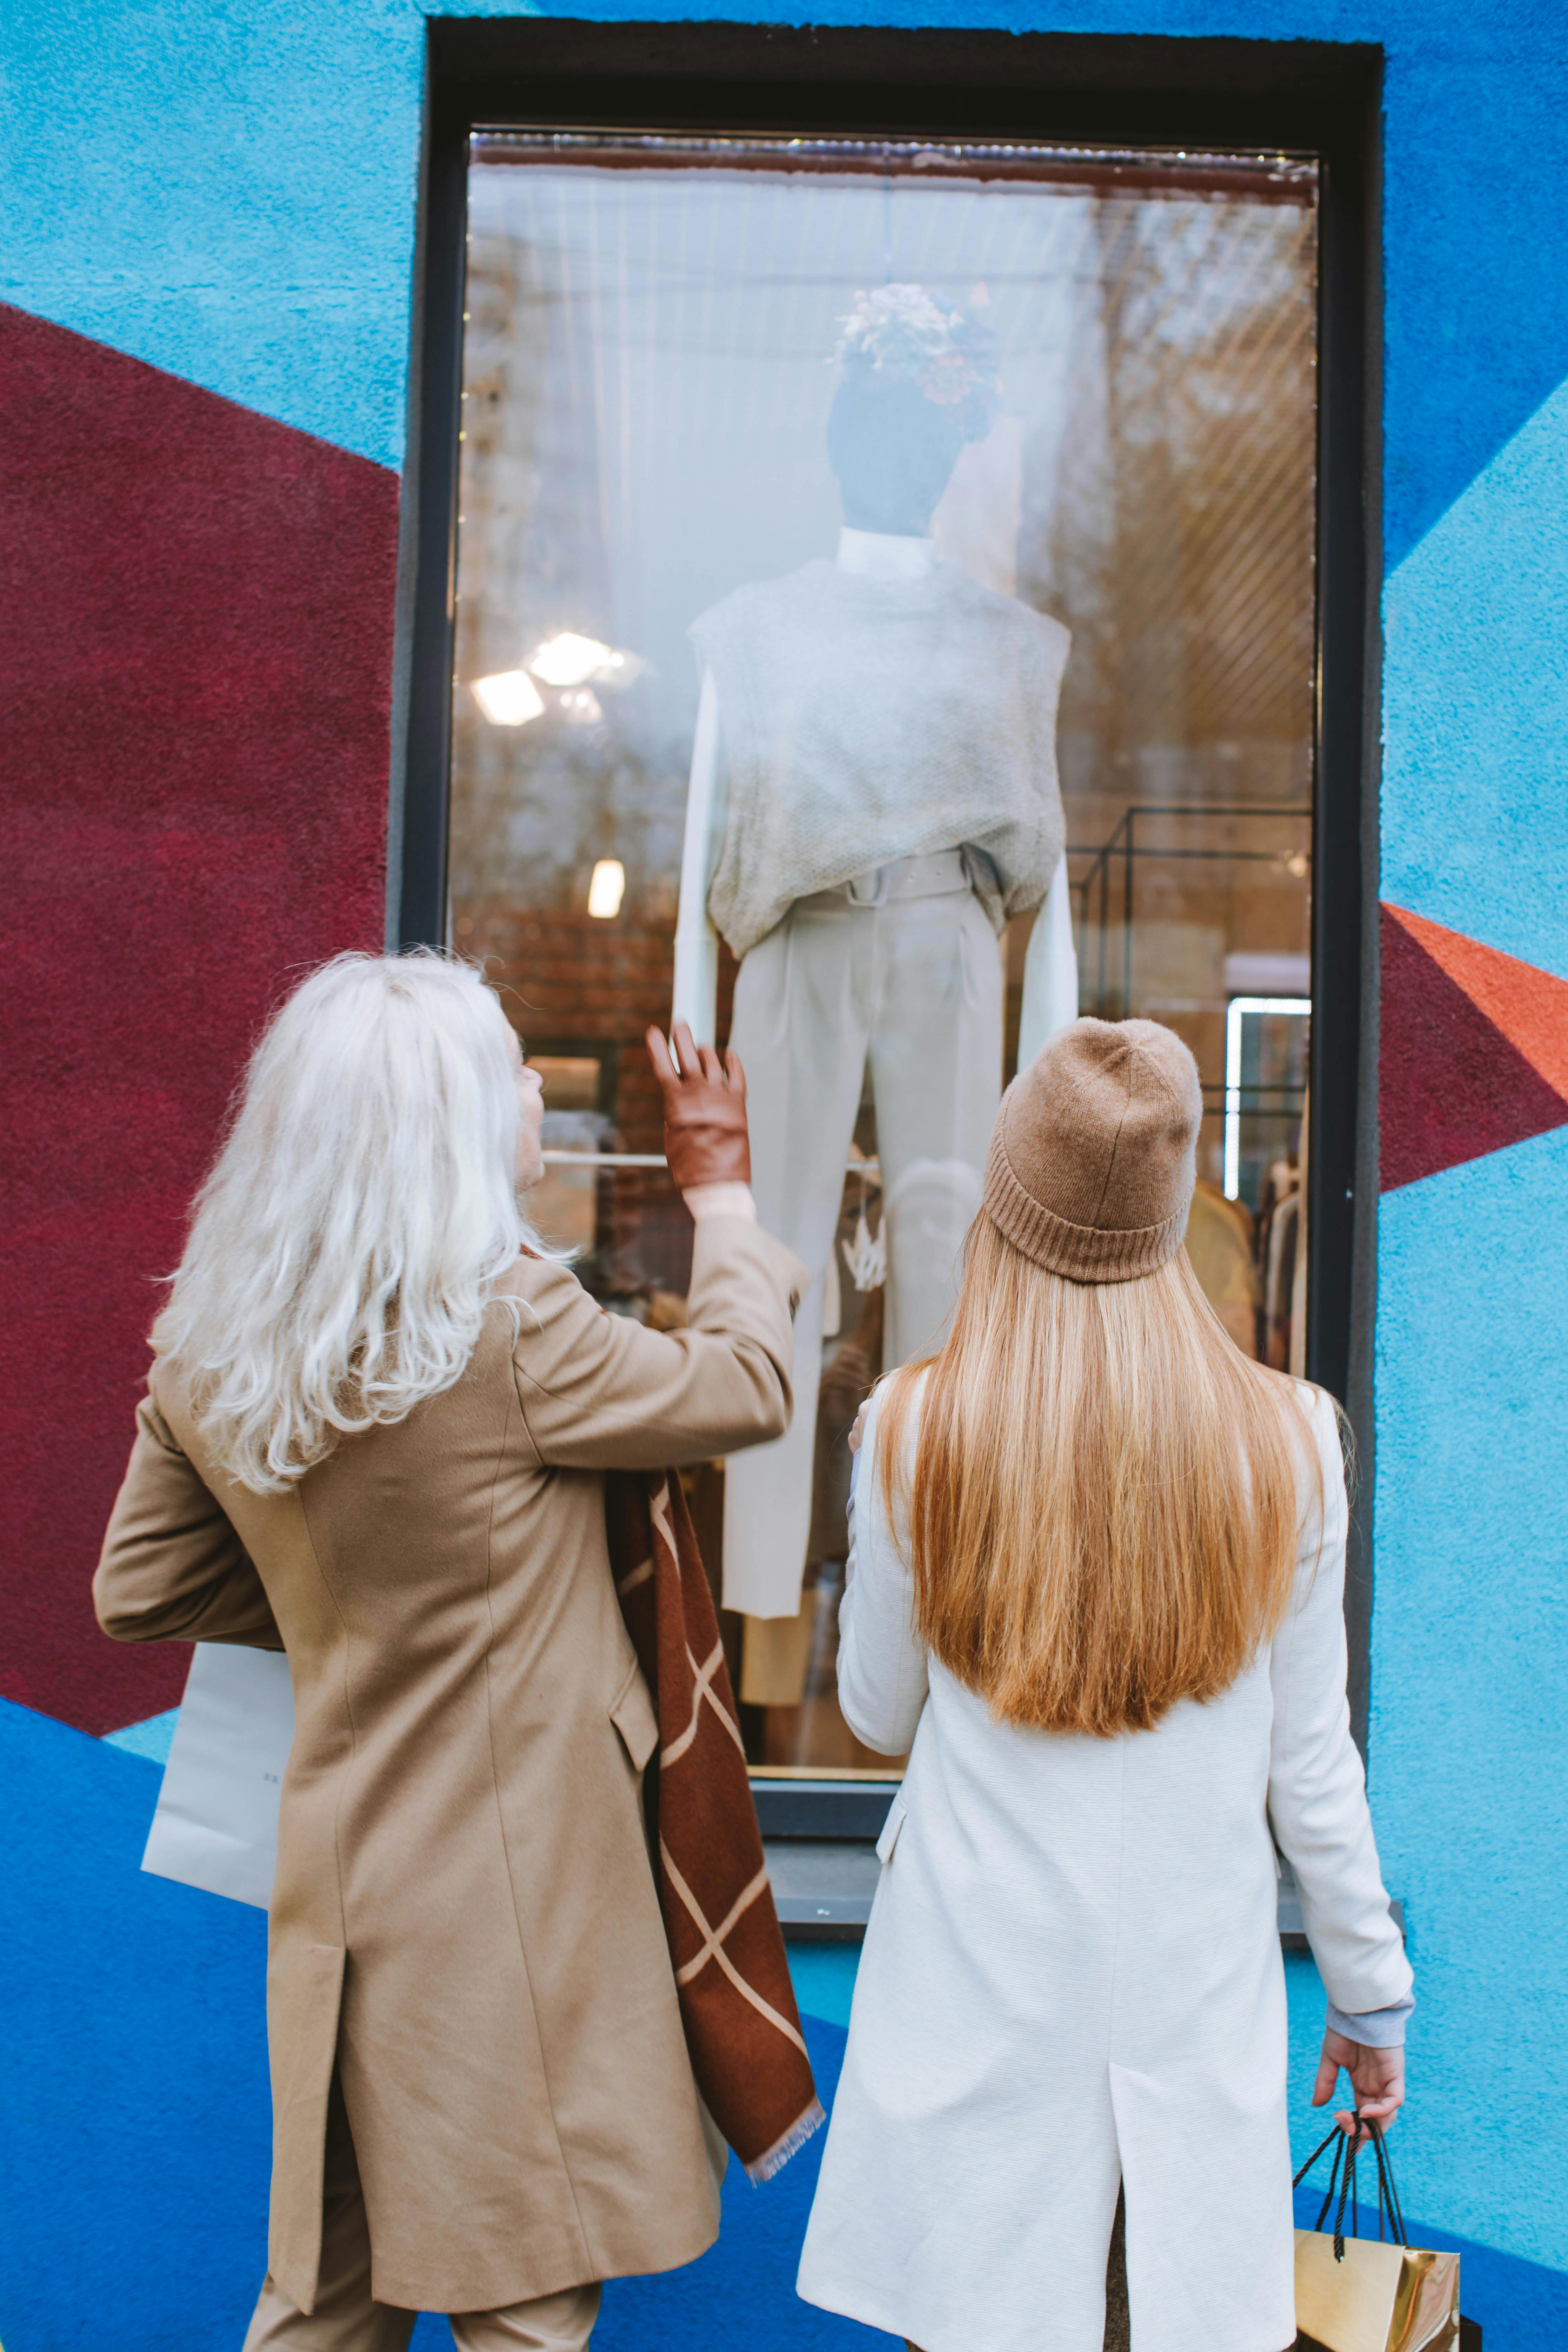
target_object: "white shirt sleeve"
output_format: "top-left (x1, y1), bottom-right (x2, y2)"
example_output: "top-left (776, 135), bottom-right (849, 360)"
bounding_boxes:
top-left (1015, 852), bottom-right (1079, 1071)
top-left (1268, 1387), bottom-right (1414, 2018)
top-left (835, 1386), bottom-right (930, 1757)
top-left (671, 667), bottom-right (724, 1040)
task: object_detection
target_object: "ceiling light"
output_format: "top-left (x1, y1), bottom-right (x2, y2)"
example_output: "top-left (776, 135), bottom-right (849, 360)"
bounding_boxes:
top-left (529, 632), bottom-right (614, 686)
top-left (470, 671), bottom-right (545, 726)
top-left (587, 859), bottom-right (625, 919)
top-left (559, 687), bottom-right (604, 726)
top-left (595, 648), bottom-right (649, 691)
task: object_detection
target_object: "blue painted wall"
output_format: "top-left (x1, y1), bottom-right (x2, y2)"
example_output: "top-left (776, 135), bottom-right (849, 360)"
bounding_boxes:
top-left (5, 0), bottom-right (1567, 558)
top-left (4, 0), bottom-right (1568, 2343)
top-left (5, 1702), bottom-right (1565, 2350)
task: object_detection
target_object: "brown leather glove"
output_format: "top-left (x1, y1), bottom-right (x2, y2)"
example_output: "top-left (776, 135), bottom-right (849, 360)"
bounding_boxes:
top-left (645, 1021), bottom-right (751, 1190)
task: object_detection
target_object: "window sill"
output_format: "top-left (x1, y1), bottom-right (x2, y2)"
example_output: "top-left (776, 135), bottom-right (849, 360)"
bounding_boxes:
top-left (756, 1784), bottom-right (1406, 1951)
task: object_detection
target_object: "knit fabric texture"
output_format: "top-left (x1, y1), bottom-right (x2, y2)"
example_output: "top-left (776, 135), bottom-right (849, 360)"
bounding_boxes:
top-left (983, 1018), bottom-right (1203, 1283)
top-left (690, 559), bottom-right (1069, 959)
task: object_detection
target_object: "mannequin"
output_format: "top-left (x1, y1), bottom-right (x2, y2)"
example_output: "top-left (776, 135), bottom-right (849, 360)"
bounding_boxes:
top-left (672, 287), bottom-right (1078, 1623)
top-left (672, 569), bottom-right (1078, 1065)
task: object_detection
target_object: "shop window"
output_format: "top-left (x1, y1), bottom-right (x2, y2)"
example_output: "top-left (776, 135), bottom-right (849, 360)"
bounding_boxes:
top-left (447, 130), bottom-right (1320, 1778)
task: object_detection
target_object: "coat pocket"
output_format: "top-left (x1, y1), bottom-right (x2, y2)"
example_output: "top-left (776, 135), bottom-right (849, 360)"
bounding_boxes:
top-left (875, 1791), bottom-right (908, 1866)
top-left (610, 1659), bottom-right (660, 1773)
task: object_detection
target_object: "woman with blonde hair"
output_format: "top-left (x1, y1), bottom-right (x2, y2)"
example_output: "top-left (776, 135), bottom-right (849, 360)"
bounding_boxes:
top-left (796, 1018), bottom-right (1412, 2352)
top-left (94, 952), bottom-right (805, 2352)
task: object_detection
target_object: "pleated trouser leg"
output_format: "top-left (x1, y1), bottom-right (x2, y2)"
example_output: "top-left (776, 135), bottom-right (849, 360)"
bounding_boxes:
top-left (449, 2285), bottom-right (600, 2349)
top-left (722, 884), bottom-right (1003, 1619)
top-left (722, 897), bottom-right (873, 1619)
top-left (867, 887), bottom-right (1003, 1367)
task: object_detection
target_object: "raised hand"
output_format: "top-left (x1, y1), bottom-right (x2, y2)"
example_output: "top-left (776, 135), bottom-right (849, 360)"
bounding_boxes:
top-left (645, 1021), bottom-right (752, 1192)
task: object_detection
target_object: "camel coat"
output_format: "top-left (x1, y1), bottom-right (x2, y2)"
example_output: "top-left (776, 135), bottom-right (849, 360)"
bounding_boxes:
top-left (796, 1377), bottom-right (1412, 2352)
top-left (94, 1215), bottom-right (805, 2316)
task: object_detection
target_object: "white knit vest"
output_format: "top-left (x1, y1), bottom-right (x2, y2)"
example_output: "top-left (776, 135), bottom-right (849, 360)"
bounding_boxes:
top-left (690, 559), bottom-right (1070, 959)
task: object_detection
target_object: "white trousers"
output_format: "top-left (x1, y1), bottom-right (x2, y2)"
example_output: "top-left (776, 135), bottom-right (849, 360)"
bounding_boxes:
top-left (723, 874), bottom-right (1003, 1618)
top-left (241, 2078), bottom-right (600, 2352)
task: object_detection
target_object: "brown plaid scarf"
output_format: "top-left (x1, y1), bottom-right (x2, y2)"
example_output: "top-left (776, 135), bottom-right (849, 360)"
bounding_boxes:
top-left (606, 1467), bottom-right (824, 2182)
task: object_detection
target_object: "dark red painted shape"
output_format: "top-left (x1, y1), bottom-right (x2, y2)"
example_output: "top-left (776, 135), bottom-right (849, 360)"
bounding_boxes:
top-left (0, 306), bottom-right (398, 1734)
top-left (1379, 905), bottom-right (1568, 1192)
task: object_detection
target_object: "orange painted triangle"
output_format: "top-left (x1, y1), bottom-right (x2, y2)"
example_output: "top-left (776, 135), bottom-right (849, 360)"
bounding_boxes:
top-left (1383, 905), bottom-right (1568, 1098)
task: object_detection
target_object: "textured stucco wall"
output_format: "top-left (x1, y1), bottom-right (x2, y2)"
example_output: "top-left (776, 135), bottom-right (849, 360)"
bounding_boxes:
top-left (3, 0), bottom-right (1568, 2344)
top-left (0, 0), bottom-right (425, 467)
top-left (0, 309), bottom-right (399, 1733)
top-left (1372, 372), bottom-right (1568, 2271)
top-left (5, 0), bottom-right (1568, 555)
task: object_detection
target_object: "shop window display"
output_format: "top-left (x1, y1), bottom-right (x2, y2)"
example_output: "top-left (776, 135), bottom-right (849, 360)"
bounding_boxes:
top-left (448, 131), bottom-right (1319, 1775)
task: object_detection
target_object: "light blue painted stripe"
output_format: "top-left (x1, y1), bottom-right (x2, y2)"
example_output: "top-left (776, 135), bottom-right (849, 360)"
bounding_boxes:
top-left (1374, 1125), bottom-right (1568, 2272)
top-left (787, 1941), bottom-right (861, 2030)
top-left (0, 0), bottom-right (425, 468)
top-left (5, 0), bottom-right (1565, 539)
top-left (102, 1708), bottom-right (179, 1765)
top-left (1383, 372), bottom-right (1568, 973)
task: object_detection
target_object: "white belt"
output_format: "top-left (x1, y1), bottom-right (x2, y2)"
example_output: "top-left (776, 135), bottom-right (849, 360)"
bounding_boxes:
top-left (839, 848), bottom-right (970, 909)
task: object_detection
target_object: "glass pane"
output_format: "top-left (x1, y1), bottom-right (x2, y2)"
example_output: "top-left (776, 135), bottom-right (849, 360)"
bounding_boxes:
top-left (449, 132), bottom-right (1319, 1776)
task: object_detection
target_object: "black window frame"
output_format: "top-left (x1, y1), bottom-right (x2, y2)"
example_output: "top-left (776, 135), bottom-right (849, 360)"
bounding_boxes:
top-left (396, 19), bottom-right (1383, 1759)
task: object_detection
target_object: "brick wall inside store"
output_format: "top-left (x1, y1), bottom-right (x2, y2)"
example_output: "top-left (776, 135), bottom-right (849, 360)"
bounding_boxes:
top-left (461, 900), bottom-right (738, 1155)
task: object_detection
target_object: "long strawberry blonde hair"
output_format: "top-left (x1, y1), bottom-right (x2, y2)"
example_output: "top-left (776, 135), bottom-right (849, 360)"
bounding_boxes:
top-left (877, 1217), bottom-right (1333, 1738)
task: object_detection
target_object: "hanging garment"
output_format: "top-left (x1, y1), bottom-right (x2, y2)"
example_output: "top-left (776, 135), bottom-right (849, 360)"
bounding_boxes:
top-left (691, 559), bottom-right (1069, 960)
top-left (796, 1378), bottom-right (1411, 2352)
top-left (808, 1282), bottom-right (886, 1573)
top-left (1265, 1191), bottom-right (1301, 1371)
top-left (722, 864), bottom-right (1003, 1619)
top-left (740, 1599), bottom-right (818, 1709)
top-left (1185, 1182), bottom-right (1259, 1357)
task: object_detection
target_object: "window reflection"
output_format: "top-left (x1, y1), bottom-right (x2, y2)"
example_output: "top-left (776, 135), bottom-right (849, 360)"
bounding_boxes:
top-left (449, 132), bottom-right (1319, 1774)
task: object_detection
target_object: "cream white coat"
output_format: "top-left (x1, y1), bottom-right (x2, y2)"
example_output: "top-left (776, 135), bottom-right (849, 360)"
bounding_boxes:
top-left (796, 1378), bottom-right (1411, 2352)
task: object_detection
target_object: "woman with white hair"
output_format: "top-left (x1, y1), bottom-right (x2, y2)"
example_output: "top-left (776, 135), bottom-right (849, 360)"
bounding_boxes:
top-left (94, 952), bottom-right (805, 2352)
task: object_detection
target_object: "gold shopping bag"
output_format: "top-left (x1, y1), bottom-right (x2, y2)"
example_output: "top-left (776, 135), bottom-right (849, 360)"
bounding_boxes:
top-left (1293, 2119), bottom-right (1461, 2352)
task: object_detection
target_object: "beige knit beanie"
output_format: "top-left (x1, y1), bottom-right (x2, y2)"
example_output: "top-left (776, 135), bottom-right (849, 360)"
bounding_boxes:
top-left (982, 1017), bottom-right (1202, 1283)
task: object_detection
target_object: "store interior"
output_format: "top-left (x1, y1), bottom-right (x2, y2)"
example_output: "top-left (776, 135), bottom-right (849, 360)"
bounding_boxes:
top-left (447, 133), bottom-right (1319, 1772)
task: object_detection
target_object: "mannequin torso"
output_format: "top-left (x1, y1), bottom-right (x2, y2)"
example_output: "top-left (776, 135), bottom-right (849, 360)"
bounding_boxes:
top-left (672, 529), bottom-right (1077, 1057)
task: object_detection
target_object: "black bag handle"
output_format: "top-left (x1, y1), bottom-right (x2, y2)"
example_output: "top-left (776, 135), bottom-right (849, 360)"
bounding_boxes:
top-left (1293, 2113), bottom-right (1409, 2259)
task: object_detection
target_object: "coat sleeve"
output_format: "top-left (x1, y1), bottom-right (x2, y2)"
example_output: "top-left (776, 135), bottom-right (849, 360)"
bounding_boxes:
top-left (94, 1392), bottom-right (284, 1649)
top-left (835, 1386), bottom-right (929, 1756)
top-left (511, 1213), bottom-right (807, 1471)
top-left (1267, 1386), bottom-right (1412, 2017)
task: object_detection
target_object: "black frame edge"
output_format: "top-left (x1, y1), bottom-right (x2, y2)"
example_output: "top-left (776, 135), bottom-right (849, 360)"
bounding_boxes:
top-left (1342, 73), bottom-right (1384, 1761)
top-left (398, 27), bottom-right (471, 951)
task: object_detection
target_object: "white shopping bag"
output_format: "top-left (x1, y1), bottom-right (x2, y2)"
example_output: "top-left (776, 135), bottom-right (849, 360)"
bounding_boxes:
top-left (141, 1643), bottom-right (294, 1909)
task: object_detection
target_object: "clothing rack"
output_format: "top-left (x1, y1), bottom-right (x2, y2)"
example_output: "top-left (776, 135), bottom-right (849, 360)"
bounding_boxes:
top-left (1070, 800), bottom-right (1312, 1021)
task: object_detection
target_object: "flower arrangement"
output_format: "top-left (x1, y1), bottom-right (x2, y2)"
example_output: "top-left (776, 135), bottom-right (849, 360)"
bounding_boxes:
top-left (835, 282), bottom-right (1001, 442)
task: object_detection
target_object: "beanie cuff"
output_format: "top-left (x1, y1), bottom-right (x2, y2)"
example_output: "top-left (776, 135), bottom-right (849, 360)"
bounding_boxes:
top-left (982, 1129), bottom-right (1191, 1284)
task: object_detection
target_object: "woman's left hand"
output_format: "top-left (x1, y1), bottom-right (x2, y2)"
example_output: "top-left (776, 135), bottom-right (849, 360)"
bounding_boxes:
top-left (1312, 2028), bottom-right (1405, 2143)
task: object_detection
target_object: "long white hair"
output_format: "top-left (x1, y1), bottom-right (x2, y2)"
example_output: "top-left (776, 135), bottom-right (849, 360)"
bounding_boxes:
top-left (154, 952), bottom-right (544, 1493)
